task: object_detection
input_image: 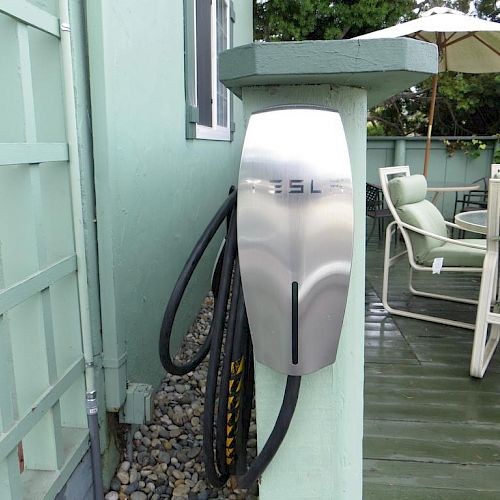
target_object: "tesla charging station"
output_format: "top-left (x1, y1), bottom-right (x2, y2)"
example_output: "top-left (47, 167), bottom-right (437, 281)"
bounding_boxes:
top-left (238, 106), bottom-right (353, 376)
top-left (219, 39), bottom-right (437, 499)
top-left (160, 39), bottom-right (437, 500)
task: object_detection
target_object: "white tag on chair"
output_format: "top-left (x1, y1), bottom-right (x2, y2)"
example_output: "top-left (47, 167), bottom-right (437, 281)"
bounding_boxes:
top-left (432, 257), bottom-right (444, 274)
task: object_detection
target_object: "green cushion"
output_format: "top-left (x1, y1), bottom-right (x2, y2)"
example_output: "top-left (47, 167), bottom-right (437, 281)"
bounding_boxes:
top-left (397, 200), bottom-right (448, 264)
top-left (423, 239), bottom-right (486, 267)
top-left (388, 174), bottom-right (427, 207)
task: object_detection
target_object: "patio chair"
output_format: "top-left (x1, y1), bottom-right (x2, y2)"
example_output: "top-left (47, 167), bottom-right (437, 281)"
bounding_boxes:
top-left (366, 182), bottom-right (392, 240)
top-left (453, 176), bottom-right (488, 215)
top-left (470, 178), bottom-right (500, 377)
top-left (379, 166), bottom-right (486, 331)
top-left (454, 165), bottom-right (500, 216)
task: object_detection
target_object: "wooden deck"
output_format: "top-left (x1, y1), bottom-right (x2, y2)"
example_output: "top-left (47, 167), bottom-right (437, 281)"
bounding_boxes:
top-left (363, 235), bottom-right (500, 499)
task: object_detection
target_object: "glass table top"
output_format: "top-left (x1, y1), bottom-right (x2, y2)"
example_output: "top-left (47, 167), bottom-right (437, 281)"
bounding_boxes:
top-left (454, 210), bottom-right (487, 234)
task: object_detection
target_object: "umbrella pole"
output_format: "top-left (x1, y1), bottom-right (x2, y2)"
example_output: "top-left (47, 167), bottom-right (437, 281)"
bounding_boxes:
top-left (423, 74), bottom-right (438, 177)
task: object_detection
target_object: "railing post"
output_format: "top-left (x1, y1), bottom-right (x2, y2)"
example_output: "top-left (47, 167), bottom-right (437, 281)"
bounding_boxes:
top-left (394, 138), bottom-right (406, 166)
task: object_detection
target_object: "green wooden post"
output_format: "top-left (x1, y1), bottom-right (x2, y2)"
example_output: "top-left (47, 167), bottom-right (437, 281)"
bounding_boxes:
top-left (220, 40), bottom-right (437, 499)
top-left (394, 139), bottom-right (407, 166)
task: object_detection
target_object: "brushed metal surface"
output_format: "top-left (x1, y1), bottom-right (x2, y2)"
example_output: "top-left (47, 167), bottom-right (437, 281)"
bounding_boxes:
top-left (237, 106), bottom-right (353, 375)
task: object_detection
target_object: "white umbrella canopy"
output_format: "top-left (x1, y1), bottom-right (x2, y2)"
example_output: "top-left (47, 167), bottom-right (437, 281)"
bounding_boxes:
top-left (357, 7), bottom-right (500, 175)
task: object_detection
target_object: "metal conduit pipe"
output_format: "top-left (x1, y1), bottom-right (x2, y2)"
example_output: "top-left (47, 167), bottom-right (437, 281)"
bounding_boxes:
top-left (59, 1), bottom-right (104, 498)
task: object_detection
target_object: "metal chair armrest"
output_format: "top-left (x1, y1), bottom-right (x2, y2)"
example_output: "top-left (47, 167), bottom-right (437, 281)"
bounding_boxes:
top-left (399, 221), bottom-right (485, 250)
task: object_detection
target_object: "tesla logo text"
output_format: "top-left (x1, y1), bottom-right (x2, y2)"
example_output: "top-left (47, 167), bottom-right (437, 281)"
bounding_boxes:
top-left (270, 179), bottom-right (322, 194)
top-left (269, 180), bottom-right (346, 194)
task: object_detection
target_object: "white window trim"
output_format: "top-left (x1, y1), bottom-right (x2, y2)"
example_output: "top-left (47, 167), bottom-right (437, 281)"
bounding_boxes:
top-left (194, 0), bottom-right (231, 141)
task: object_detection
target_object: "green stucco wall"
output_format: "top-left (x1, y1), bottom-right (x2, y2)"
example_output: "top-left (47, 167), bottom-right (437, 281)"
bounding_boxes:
top-left (86, 0), bottom-right (253, 407)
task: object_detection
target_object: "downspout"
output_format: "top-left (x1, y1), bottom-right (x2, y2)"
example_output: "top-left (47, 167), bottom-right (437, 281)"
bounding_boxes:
top-left (59, 1), bottom-right (104, 498)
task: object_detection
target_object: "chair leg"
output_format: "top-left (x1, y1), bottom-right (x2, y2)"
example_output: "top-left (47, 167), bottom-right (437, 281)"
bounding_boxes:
top-left (470, 181), bottom-right (500, 377)
top-left (452, 193), bottom-right (460, 237)
top-left (408, 268), bottom-right (478, 305)
top-left (381, 223), bottom-right (476, 330)
top-left (471, 252), bottom-right (500, 378)
top-left (367, 217), bottom-right (377, 241)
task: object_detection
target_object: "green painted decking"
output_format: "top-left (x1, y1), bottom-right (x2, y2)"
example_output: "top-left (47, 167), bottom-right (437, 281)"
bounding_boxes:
top-left (364, 234), bottom-right (500, 498)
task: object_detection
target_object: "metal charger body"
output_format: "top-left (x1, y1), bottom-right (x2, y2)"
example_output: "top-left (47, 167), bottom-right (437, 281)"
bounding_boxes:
top-left (237, 106), bottom-right (353, 376)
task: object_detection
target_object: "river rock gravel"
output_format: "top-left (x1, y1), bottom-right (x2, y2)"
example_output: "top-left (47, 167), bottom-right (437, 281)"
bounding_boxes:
top-left (106, 295), bottom-right (258, 500)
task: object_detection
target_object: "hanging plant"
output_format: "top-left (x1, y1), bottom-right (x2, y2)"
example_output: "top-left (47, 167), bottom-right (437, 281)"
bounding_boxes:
top-left (443, 138), bottom-right (488, 160)
top-left (494, 136), bottom-right (500, 163)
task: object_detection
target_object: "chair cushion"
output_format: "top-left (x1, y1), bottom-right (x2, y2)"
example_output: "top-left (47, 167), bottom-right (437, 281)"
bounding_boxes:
top-left (388, 174), bottom-right (427, 207)
top-left (397, 200), bottom-right (448, 264)
top-left (423, 239), bottom-right (486, 267)
top-left (387, 173), bottom-right (483, 266)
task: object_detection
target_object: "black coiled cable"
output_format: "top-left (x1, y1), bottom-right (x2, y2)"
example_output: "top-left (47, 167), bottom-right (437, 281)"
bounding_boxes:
top-left (159, 190), bottom-right (237, 376)
top-left (159, 189), bottom-right (301, 489)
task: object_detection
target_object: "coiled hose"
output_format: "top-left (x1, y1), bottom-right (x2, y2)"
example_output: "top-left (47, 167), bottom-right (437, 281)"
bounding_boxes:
top-left (158, 189), bottom-right (301, 489)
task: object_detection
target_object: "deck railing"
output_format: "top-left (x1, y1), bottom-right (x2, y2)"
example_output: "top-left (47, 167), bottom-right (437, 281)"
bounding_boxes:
top-left (367, 136), bottom-right (498, 218)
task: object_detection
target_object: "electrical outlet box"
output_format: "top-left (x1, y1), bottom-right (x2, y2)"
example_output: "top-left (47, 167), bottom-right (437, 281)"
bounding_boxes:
top-left (119, 382), bottom-right (153, 424)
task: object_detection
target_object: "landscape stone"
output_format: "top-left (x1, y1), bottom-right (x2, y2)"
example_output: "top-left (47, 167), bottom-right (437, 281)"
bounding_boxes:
top-left (130, 492), bottom-right (147, 500)
top-left (108, 295), bottom-right (256, 500)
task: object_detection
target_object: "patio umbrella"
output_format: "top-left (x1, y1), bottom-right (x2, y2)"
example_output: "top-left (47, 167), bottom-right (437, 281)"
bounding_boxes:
top-left (357, 7), bottom-right (500, 176)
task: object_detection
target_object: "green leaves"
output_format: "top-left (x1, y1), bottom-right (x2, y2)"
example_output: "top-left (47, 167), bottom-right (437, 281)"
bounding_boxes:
top-left (369, 72), bottom-right (500, 136)
top-left (254, 0), bottom-right (416, 41)
top-left (254, 0), bottom-right (500, 137)
top-left (444, 138), bottom-right (489, 159)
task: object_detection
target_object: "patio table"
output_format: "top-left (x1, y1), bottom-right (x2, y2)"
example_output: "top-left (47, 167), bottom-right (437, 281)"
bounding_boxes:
top-left (371, 181), bottom-right (481, 206)
top-left (454, 209), bottom-right (487, 235)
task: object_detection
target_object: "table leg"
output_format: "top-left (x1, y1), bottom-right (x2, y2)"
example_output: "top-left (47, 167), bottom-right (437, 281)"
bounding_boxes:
top-left (430, 191), bottom-right (441, 205)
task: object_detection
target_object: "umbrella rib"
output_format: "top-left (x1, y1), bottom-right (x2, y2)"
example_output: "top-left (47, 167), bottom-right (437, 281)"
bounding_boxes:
top-left (445, 32), bottom-right (475, 48)
top-left (472, 33), bottom-right (500, 57)
top-left (442, 32), bottom-right (500, 57)
top-left (443, 32), bottom-right (459, 45)
top-left (414, 31), bottom-right (432, 43)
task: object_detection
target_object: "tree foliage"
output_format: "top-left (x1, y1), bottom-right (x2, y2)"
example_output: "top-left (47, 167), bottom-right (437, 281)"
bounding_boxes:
top-left (254, 0), bottom-right (416, 41)
top-left (368, 0), bottom-right (500, 136)
top-left (254, 0), bottom-right (500, 137)
top-left (368, 73), bottom-right (500, 136)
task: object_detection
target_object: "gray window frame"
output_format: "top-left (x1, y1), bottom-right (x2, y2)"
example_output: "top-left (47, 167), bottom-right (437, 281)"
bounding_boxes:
top-left (184, 0), bottom-right (235, 140)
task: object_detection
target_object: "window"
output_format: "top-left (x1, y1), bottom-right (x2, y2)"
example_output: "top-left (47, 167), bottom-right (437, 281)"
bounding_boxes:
top-left (185, 0), bottom-right (234, 140)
